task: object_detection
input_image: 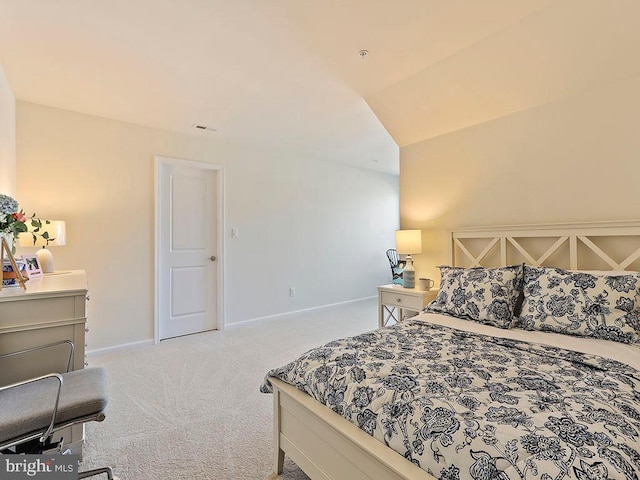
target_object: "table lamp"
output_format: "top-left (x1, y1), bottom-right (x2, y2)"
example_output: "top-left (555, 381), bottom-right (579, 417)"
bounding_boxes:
top-left (395, 229), bottom-right (422, 288)
top-left (19, 220), bottom-right (66, 273)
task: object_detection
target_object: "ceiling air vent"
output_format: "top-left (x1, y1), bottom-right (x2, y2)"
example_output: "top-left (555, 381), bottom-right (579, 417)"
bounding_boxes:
top-left (191, 124), bottom-right (216, 132)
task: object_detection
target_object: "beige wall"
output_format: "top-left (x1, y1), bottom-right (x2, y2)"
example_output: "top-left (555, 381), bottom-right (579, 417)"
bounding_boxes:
top-left (16, 102), bottom-right (398, 351)
top-left (401, 73), bottom-right (640, 284)
top-left (0, 67), bottom-right (15, 195)
top-left (361, 0), bottom-right (640, 285)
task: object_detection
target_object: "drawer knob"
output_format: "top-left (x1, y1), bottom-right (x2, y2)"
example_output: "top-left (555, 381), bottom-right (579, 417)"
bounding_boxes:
top-left (396, 298), bottom-right (402, 303)
top-left (85, 327), bottom-right (89, 332)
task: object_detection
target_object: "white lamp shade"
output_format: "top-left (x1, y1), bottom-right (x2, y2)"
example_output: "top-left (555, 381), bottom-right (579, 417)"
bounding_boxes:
top-left (395, 229), bottom-right (422, 255)
top-left (18, 220), bottom-right (66, 248)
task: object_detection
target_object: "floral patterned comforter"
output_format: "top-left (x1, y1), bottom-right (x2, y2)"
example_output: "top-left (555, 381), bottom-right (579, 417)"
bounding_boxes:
top-left (261, 320), bottom-right (640, 480)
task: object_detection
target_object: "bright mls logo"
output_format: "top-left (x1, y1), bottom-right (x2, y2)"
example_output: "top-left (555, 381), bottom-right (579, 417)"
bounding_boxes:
top-left (0, 456), bottom-right (77, 479)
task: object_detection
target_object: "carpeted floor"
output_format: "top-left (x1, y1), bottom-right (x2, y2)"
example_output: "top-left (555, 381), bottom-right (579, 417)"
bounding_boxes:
top-left (81, 298), bottom-right (378, 479)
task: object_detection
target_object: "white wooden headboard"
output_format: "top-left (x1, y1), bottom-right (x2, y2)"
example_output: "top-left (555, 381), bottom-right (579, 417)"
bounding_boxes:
top-left (449, 221), bottom-right (640, 271)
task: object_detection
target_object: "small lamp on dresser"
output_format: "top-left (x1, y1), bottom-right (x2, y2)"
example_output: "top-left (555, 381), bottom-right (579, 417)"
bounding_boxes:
top-left (395, 229), bottom-right (422, 289)
top-left (19, 220), bottom-right (66, 273)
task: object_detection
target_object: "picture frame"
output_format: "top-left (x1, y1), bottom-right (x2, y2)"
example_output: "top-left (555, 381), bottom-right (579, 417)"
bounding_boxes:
top-left (0, 237), bottom-right (27, 290)
top-left (22, 254), bottom-right (43, 279)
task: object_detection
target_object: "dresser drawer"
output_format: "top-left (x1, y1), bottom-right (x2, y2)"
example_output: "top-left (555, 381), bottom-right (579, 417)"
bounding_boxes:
top-left (0, 324), bottom-right (80, 386)
top-left (0, 295), bottom-right (85, 329)
top-left (380, 291), bottom-right (424, 310)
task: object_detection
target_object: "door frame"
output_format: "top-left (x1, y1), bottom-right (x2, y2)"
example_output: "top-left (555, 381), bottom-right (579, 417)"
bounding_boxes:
top-left (154, 155), bottom-right (225, 344)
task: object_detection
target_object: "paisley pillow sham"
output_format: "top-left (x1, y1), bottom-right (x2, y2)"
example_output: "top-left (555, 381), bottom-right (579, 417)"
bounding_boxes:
top-left (425, 264), bottom-right (523, 328)
top-left (518, 266), bottom-right (640, 343)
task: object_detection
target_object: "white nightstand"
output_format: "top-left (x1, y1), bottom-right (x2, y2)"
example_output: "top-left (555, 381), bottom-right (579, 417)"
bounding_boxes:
top-left (378, 284), bottom-right (438, 328)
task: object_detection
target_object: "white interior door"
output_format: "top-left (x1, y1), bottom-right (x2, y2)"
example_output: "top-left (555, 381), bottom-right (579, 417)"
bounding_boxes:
top-left (157, 158), bottom-right (220, 340)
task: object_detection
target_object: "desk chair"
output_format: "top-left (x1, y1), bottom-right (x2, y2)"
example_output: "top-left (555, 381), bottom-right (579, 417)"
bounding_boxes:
top-left (0, 341), bottom-right (115, 479)
top-left (386, 249), bottom-right (406, 285)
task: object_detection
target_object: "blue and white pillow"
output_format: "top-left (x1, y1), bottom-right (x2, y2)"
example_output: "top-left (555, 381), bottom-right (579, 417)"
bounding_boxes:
top-left (518, 266), bottom-right (640, 343)
top-left (425, 265), bottom-right (524, 329)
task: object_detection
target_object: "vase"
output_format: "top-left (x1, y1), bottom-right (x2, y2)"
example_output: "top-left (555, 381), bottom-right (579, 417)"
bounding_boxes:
top-left (2, 258), bottom-right (27, 287)
top-left (0, 232), bottom-right (15, 259)
top-left (402, 255), bottom-right (416, 288)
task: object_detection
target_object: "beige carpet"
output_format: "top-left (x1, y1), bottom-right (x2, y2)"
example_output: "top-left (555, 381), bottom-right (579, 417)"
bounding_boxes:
top-left (81, 298), bottom-right (378, 479)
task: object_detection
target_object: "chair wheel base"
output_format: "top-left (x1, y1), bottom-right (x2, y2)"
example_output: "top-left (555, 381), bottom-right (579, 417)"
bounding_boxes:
top-left (79, 466), bottom-right (115, 479)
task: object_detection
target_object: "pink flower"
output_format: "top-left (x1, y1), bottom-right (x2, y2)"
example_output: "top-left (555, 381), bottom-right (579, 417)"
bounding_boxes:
top-left (12, 212), bottom-right (27, 222)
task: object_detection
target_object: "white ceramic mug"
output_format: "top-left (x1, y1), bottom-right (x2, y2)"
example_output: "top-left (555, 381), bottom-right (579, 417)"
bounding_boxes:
top-left (418, 278), bottom-right (435, 291)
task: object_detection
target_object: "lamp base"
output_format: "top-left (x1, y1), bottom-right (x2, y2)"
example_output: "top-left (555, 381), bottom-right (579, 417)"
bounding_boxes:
top-left (402, 255), bottom-right (415, 288)
top-left (36, 247), bottom-right (54, 274)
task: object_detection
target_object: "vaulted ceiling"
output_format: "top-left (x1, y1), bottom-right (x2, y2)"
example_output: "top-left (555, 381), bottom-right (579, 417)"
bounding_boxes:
top-left (1, 0), bottom-right (635, 175)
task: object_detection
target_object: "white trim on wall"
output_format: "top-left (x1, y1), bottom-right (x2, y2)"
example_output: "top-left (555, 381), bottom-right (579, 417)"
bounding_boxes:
top-left (225, 295), bottom-right (377, 329)
top-left (86, 339), bottom-right (155, 356)
top-left (154, 155), bottom-right (226, 344)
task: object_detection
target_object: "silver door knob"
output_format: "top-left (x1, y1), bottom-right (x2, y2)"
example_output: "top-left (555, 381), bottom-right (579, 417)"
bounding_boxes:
top-left (209, 256), bottom-right (217, 261)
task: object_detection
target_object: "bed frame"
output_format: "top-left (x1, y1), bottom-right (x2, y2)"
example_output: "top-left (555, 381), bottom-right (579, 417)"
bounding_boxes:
top-left (449, 221), bottom-right (640, 271)
top-left (270, 221), bottom-right (640, 479)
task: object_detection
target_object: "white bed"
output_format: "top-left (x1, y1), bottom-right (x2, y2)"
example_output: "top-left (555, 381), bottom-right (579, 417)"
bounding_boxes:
top-left (266, 222), bottom-right (640, 480)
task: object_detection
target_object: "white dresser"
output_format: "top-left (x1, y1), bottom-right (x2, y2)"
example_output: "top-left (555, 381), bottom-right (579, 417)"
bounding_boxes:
top-left (0, 270), bottom-right (88, 455)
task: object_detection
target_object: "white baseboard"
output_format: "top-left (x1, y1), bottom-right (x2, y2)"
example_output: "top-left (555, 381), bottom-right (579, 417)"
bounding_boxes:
top-left (225, 295), bottom-right (377, 329)
top-left (87, 339), bottom-right (154, 357)
top-left (87, 296), bottom-right (376, 353)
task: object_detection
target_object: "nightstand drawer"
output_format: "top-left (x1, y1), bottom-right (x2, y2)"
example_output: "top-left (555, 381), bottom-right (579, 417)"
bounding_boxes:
top-left (380, 291), bottom-right (424, 310)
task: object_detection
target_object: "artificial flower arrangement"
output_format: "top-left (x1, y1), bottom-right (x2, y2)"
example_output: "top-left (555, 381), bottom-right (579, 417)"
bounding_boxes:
top-left (0, 193), bottom-right (53, 254)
